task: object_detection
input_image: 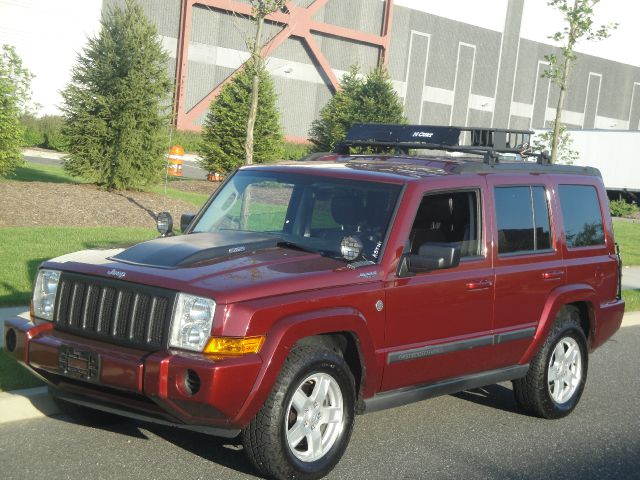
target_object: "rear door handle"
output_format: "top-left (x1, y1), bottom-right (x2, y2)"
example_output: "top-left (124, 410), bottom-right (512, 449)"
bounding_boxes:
top-left (542, 270), bottom-right (564, 280)
top-left (466, 279), bottom-right (493, 290)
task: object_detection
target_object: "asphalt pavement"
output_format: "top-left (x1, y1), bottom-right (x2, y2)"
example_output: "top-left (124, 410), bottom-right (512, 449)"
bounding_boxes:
top-left (1, 322), bottom-right (639, 480)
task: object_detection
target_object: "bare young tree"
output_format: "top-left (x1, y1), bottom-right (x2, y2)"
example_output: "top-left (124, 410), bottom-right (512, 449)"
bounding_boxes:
top-left (245, 0), bottom-right (285, 165)
top-left (543, 0), bottom-right (616, 163)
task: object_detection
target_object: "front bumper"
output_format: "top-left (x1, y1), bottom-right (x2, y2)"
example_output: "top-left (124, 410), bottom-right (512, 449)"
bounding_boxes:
top-left (4, 317), bottom-right (262, 435)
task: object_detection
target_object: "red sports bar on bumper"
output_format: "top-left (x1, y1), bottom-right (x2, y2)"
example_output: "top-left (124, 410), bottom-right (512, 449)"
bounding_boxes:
top-left (3, 316), bottom-right (262, 433)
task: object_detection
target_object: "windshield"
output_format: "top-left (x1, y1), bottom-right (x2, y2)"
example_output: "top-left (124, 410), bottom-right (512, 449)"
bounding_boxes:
top-left (192, 170), bottom-right (402, 263)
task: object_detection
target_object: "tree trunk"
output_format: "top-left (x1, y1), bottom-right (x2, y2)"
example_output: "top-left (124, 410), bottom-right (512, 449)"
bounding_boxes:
top-left (245, 16), bottom-right (264, 166)
top-left (549, 57), bottom-right (571, 164)
top-left (550, 0), bottom-right (578, 164)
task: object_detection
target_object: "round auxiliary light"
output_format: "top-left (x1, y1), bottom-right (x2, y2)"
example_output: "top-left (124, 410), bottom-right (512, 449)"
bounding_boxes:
top-left (340, 235), bottom-right (363, 261)
top-left (156, 211), bottom-right (173, 237)
top-left (5, 328), bottom-right (17, 353)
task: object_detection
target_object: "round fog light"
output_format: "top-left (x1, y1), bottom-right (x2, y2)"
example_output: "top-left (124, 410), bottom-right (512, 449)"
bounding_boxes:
top-left (183, 369), bottom-right (201, 396)
top-left (5, 328), bottom-right (17, 353)
top-left (156, 211), bottom-right (173, 237)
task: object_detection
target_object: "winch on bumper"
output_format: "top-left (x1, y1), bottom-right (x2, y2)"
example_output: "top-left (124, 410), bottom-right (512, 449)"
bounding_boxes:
top-left (4, 316), bottom-right (262, 437)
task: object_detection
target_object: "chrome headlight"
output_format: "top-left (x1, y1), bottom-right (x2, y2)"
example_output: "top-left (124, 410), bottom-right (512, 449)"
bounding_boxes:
top-left (32, 269), bottom-right (61, 321)
top-left (169, 294), bottom-right (216, 352)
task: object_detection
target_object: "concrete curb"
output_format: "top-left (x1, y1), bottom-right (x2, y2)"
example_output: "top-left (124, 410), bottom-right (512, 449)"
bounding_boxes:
top-left (0, 387), bottom-right (60, 423)
top-left (1, 311), bottom-right (639, 426)
top-left (22, 148), bottom-right (66, 160)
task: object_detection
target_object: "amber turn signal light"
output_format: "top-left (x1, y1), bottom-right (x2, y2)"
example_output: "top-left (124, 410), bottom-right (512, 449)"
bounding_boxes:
top-left (204, 336), bottom-right (265, 356)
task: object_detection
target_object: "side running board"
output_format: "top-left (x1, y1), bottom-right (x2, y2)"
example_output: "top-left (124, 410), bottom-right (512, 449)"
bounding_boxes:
top-left (363, 364), bottom-right (529, 413)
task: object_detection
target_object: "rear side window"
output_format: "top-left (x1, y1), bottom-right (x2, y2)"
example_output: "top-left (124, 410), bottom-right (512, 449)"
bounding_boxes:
top-left (558, 185), bottom-right (605, 248)
top-left (494, 186), bottom-right (552, 254)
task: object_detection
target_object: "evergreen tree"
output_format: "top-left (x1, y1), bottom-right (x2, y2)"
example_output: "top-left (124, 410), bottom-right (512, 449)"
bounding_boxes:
top-left (61, 0), bottom-right (171, 190)
top-left (199, 64), bottom-right (284, 174)
top-left (309, 65), bottom-right (406, 152)
top-left (0, 45), bottom-right (32, 177)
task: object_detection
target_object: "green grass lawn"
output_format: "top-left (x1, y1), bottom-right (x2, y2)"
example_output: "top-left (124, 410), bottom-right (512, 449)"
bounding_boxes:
top-left (0, 349), bottom-right (43, 392)
top-left (149, 183), bottom-right (209, 209)
top-left (613, 219), bottom-right (640, 266)
top-left (6, 161), bottom-right (209, 209)
top-left (0, 227), bottom-right (156, 306)
top-left (623, 289), bottom-right (640, 312)
top-left (7, 162), bottom-right (85, 184)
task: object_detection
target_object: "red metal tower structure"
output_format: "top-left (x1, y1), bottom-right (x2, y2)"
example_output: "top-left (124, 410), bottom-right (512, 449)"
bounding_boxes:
top-left (172, 0), bottom-right (395, 134)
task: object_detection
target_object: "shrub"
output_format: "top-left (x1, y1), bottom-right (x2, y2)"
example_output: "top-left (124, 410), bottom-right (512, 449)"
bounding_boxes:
top-left (167, 129), bottom-right (203, 154)
top-left (21, 114), bottom-right (44, 147)
top-left (610, 199), bottom-right (639, 218)
top-left (20, 115), bottom-right (67, 151)
top-left (282, 141), bottom-right (310, 160)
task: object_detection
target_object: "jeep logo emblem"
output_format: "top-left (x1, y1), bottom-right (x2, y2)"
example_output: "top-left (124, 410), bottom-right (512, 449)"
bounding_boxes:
top-left (106, 269), bottom-right (126, 279)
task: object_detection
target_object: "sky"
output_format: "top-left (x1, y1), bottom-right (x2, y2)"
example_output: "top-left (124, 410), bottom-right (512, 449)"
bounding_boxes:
top-left (0, 0), bottom-right (102, 115)
top-left (395, 0), bottom-right (639, 67)
top-left (0, 0), bottom-right (637, 116)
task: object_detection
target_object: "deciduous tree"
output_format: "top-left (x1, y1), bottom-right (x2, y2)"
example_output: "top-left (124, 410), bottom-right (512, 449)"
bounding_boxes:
top-left (245, 0), bottom-right (286, 165)
top-left (543, 0), bottom-right (616, 163)
top-left (0, 45), bottom-right (32, 177)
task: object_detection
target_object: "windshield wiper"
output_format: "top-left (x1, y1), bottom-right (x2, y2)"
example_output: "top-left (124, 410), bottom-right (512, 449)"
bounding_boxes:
top-left (276, 240), bottom-right (315, 253)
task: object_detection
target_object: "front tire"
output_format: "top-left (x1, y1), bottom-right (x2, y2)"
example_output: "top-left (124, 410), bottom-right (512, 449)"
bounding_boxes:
top-left (513, 305), bottom-right (588, 419)
top-left (242, 345), bottom-right (356, 480)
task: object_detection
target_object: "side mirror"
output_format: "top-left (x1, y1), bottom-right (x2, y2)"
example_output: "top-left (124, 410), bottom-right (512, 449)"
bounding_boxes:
top-left (156, 212), bottom-right (173, 237)
top-left (399, 243), bottom-right (461, 276)
top-left (180, 213), bottom-right (196, 233)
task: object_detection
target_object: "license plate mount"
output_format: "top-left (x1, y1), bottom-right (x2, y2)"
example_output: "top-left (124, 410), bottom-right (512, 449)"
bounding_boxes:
top-left (58, 346), bottom-right (100, 382)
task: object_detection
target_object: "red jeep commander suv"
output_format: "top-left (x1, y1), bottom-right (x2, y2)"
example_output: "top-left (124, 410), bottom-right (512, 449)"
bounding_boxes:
top-left (4, 125), bottom-right (624, 480)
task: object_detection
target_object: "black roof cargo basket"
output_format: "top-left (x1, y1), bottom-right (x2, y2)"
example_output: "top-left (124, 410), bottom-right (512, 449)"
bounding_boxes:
top-left (334, 124), bottom-right (550, 164)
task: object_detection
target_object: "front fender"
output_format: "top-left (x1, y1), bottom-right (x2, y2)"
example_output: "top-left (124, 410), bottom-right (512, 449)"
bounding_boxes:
top-left (520, 283), bottom-right (597, 364)
top-left (231, 306), bottom-right (378, 427)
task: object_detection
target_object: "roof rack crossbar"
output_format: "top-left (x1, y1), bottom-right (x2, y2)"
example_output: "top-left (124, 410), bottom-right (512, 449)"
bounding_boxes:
top-left (334, 124), bottom-right (550, 164)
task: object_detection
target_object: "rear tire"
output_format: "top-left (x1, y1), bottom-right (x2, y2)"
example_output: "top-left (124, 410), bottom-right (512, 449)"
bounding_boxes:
top-left (242, 345), bottom-right (356, 480)
top-left (513, 305), bottom-right (588, 419)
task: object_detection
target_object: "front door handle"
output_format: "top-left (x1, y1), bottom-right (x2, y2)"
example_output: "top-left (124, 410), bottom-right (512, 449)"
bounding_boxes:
top-left (542, 270), bottom-right (564, 280)
top-left (466, 279), bottom-right (493, 290)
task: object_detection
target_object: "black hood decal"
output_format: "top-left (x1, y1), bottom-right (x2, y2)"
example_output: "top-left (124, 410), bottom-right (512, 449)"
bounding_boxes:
top-left (111, 232), bottom-right (279, 268)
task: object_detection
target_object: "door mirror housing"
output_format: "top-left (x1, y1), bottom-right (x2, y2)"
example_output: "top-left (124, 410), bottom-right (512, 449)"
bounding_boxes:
top-left (399, 243), bottom-right (461, 276)
top-left (181, 213), bottom-right (196, 233)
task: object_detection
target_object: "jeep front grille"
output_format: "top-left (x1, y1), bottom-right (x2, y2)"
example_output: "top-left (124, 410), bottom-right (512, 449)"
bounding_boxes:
top-left (53, 272), bottom-right (176, 351)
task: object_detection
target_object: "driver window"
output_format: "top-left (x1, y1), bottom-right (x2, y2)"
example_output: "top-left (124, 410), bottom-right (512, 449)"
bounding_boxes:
top-left (409, 190), bottom-right (482, 258)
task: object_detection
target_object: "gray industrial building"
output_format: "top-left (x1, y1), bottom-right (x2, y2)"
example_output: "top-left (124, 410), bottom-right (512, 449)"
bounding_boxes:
top-left (106, 0), bottom-right (640, 139)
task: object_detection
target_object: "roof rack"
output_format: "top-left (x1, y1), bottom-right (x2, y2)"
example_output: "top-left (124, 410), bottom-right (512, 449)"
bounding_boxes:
top-left (334, 124), bottom-right (551, 164)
